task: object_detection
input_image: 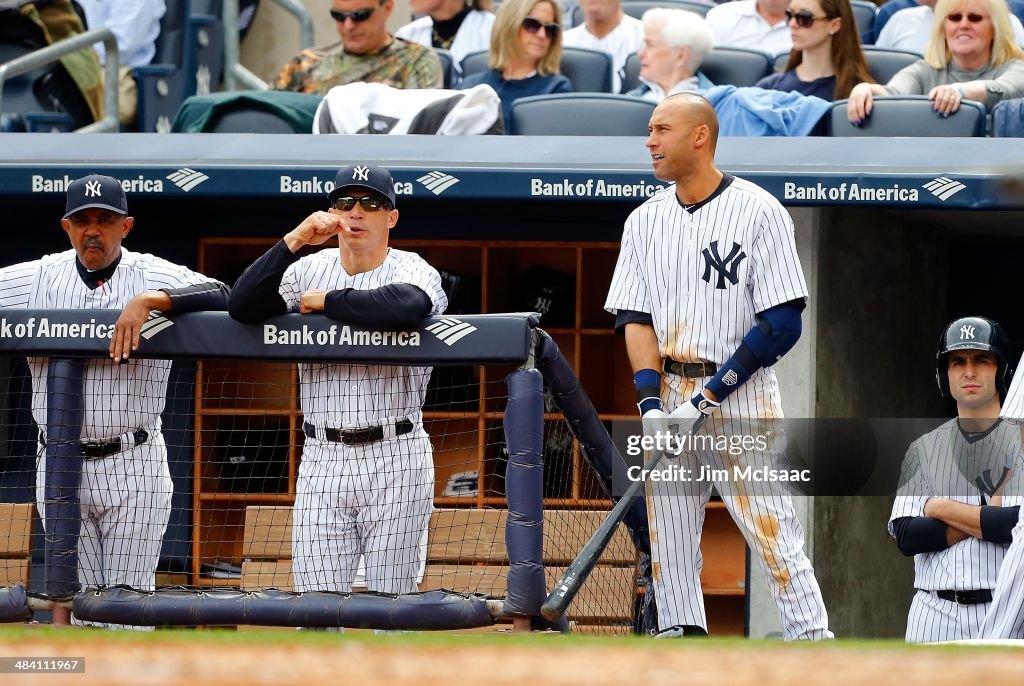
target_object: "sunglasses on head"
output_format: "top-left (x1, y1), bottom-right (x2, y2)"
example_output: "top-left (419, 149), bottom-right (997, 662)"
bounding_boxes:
top-left (785, 9), bottom-right (829, 28)
top-left (521, 16), bottom-right (561, 39)
top-left (946, 12), bottom-right (986, 22)
top-left (333, 195), bottom-right (392, 211)
top-left (330, 3), bottom-right (382, 24)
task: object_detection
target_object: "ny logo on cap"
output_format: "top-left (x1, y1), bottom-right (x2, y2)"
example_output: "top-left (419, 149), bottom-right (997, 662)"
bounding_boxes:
top-left (352, 166), bottom-right (370, 181)
top-left (960, 325), bottom-right (976, 340)
top-left (85, 180), bottom-right (103, 198)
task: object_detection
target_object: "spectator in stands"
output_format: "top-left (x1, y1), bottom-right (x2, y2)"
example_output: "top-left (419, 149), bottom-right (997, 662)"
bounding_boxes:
top-left (625, 8), bottom-right (715, 100)
top-left (76, 0), bottom-right (165, 126)
top-left (868, 0), bottom-right (1024, 44)
top-left (395, 0), bottom-right (496, 67)
top-left (274, 0), bottom-right (442, 94)
top-left (876, 0), bottom-right (1024, 52)
top-left (704, 0), bottom-right (793, 55)
top-left (848, 0), bottom-right (1024, 121)
top-left (459, 0), bottom-right (572, 130)
top-left (757, 0), bottom-right (875, 99)
top-left (562, 0), bottom-right (645, 92)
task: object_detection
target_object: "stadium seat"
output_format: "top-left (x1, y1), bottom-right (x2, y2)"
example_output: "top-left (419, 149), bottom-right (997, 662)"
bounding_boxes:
top-left (622, 52), bottom-right (641, 93)
top-left (571, 0), bottom-right (712, 26)
top-left (508, 93), bottom-right (655, 134)
top-left (460, 47), bottom-right (614, 92)
top-left (991, 97), bottom-right (1024, 136)
top-left (862, 46), bottom-right (921, 85)
top-left (850, 0), bottom-right (877, 36)
top-left (700, 47), bottom-right (775, 87)
top-left (434, 47), bottom-right (456, 88)
top-left (828, 95), bottom-right (986, 137)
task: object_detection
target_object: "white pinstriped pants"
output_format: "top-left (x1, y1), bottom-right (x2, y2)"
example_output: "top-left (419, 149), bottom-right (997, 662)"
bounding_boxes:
top-left (906, 590), bottom-right (991, 643)
top-left (291, 430), bottom-right (434, 595)
top-left (649, 382), bottom-right (832, 640)
top-left (977, 513), bottom-right (1024, 639)
top-left (36, 429), bottom-right (172, 630)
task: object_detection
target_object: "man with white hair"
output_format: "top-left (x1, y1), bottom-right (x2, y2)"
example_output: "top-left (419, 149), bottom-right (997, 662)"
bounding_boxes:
top-left (562, 0), bottom-right (645, 92)
top-left (704, 0), bottom-right (792, 55)
top-left (626, 8), bottom-right (715, 100)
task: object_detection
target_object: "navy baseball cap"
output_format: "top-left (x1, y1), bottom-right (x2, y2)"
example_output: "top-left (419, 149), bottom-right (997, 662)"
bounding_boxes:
top-left (63, 174), bottom-right (128, 219)
top-left (328, 165), bottom-right (397, 207)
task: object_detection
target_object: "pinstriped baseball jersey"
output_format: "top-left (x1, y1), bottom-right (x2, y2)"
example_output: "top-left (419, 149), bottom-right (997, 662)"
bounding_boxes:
top-left (0, 248), bottom-right (217, 439)
top-left (562, 14), bottom-right (645, 93)
top-left (888, 419), bottom-right (1024, 592)
top-left (604, 177), bottom-right (808, 368)
top-left (1000, 357), bottom-right (1024, 419)
top-left (279, 247), bottom-right (448, 428)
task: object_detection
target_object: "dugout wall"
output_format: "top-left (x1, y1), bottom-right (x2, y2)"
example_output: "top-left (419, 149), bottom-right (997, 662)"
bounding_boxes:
top-left (3, 133), bottom-right (1024, 637)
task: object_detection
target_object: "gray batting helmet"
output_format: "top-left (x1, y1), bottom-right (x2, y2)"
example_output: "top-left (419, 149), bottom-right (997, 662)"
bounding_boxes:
top-left (935, 316), bottom-right (1013, 397)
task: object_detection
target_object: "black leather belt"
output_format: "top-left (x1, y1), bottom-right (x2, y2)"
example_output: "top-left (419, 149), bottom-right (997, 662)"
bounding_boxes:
top-left (39, 429), bottom-right (149, 459)
top-left (303, 419), bottom-right (414, 446)
top-left (935, 589), bottom-right (993, 605)
top-left (663, 359), bottom-right (718, 378)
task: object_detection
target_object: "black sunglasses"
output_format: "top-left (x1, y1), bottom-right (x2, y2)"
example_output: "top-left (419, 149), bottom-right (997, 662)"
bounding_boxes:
top-left (521, 16), bottom-right (561, 39)
top-left (330, 3), bottom-right (383, 24)
top-left (785, 8), bottom-right (829, 28)
top-left (946, 12), bottom-right (985, 23)
top-left (333, 195), bottom-right (392, 212)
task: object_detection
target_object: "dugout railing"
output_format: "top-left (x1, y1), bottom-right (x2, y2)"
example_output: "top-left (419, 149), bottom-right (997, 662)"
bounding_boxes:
top-left (0, 310), bottom-right (650, 632)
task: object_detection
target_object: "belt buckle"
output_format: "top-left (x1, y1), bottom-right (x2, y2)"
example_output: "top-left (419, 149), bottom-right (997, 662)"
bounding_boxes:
top-left (954, 591), bottom-right (969, 605)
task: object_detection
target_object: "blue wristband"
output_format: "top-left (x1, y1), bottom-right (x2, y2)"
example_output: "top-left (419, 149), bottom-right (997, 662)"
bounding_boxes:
top-left (634, 368), bottom-right (662, 415)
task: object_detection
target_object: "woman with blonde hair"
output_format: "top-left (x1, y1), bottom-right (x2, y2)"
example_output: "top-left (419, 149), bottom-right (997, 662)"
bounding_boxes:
top-left (460, 0), bottom-right (573, 129)
top-left (757, 0), bottom-right (875, 100)
top-left (847, 0), bottom-right (1024, 122)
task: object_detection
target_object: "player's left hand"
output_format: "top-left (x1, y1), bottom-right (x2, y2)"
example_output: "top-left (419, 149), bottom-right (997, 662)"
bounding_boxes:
top-left (928, 84), bottom-right (963, 117)
top-left (110, 294), bottom-right (154, 362)
top-left (299, 289), bottom-right (329, 314)
top-left (667, 391), bottom-right (721, 434)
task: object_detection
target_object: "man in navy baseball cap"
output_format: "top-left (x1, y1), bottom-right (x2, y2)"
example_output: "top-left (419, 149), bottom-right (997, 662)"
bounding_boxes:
top-left (328, 164), bottom-right (397, 208)
top-left (63, 174), bottom-right (128, 219)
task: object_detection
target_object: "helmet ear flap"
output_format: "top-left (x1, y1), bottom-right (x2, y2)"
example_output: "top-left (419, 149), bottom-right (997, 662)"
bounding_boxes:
top-left (936, 353), bottom-right (951, 398)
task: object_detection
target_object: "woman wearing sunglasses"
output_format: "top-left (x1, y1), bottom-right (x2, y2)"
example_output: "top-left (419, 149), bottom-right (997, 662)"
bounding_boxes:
top-left (459, 0), bottom-right (573, 130)
top-left (395, 0), bottom-right (496, 67)
top-left (757, 0), bottom-right (875, 100)
top-left (848, 0), bottom-right (1024, 122)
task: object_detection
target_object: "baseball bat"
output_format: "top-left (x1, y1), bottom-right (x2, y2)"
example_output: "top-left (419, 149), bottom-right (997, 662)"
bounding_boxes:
top-left (540, 446), bottom-right (668, 621)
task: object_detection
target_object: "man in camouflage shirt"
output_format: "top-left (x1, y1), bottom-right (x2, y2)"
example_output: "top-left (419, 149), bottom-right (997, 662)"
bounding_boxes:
top-left (275, 0), bottom-right (443, 94)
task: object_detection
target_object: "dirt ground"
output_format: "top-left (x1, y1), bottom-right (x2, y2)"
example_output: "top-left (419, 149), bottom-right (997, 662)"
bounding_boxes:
top-left (2, 631), bottom-right (1023, 686)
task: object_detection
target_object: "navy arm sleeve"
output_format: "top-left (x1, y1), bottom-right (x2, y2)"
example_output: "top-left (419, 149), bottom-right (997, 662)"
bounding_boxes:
top-left (890, 516), bottom-right (955, 556)
top-left (323, 284), bottom-right (432, 330)
top-left (228, 241), bottom-right (299, 324)
top-left (980, 506), bottom-right (1021, 544)
top-left (161, 281), bottom-right (230, 313)
top-left (614, 310), bottom-right (653, 335)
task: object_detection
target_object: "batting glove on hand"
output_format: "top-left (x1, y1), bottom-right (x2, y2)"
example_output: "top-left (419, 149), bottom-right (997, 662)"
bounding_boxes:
top-left (641, 408), bottom-right (668, 438)
top-left (667, 391), bottom-right (721, 434)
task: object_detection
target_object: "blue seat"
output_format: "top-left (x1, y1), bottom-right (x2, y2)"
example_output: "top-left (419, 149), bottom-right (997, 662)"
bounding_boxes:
top-left (508, 93), bottom-right (655, 135)
top-left (991, 97), bottom-right (1024, 136)
top-left (829, 95), bottom-right (986, 137)
top-left (700, 47), bottom-right (775, 87)
top-left (850, 0), bottom-right (878, 36)
top-left (434, 48), bottom-right (456, 89)
top-left (622, 52), bottom-right (641, 93)
top-left (861, 46), bottom-right (921, 85)
top-left (461, 47), bottom-right (614, 93)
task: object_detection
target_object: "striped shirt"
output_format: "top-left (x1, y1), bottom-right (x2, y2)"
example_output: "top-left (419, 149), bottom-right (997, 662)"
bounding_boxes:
top-left (280, 247), bottom-right (447, 428)
top-left (562, 14), bottom-right (645, 93)
top-left (0, 248), bottom-right (216, 439)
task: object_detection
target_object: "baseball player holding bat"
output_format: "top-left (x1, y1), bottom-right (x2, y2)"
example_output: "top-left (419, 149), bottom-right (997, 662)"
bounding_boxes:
top-left (229, 164), bottom-right (447, 599)
top-left (0, 174), bottom-right (230, 627)
top-left (604, 93), bottom-right (832, 639)
top-left (889, 316), bottom-right (1023, 642)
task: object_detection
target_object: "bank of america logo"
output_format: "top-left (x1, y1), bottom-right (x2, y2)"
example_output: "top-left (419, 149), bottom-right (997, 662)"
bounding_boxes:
top-left (425, 318), bottom-right (477, 346)
top-left (140, 314), bottom-right (174, 340)
top-left (417, 171), bottom-right (460, 195)
top-left (922, 177), bottom-right (966, 201)
top-left (167, 168), bottom-right (209, 192)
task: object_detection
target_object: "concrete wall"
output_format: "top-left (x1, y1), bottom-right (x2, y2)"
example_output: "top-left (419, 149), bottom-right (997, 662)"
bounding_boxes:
top-left (240, 0), bottom-right (415, 83)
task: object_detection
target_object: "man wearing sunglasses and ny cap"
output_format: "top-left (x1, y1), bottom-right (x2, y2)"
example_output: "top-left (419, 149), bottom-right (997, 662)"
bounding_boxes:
top-left (275, 0), bottom-right (443, 94)
top-left (229, 165), bottom-right (447, 599)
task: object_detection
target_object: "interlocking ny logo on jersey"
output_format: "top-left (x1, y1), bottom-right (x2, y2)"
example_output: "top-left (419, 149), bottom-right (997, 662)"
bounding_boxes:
top-left (352, 166), bottom-right (370, 181)
top-left (701, 241), bottom-right (746, 289)
top-left (417, 171), bottom-right (460, 196)
top-left (922, 176), bottom-right (966, 202)
top-left (960, 324), bottom-right (976, 340)
top-left (84, 180), bottom-right (102, 197)
top-left (140, 314), bottom-right (175, 340)
top-left (166, 168), bottom-right (209, 192)
top-left (425, 318), bottom-right (477, 346)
